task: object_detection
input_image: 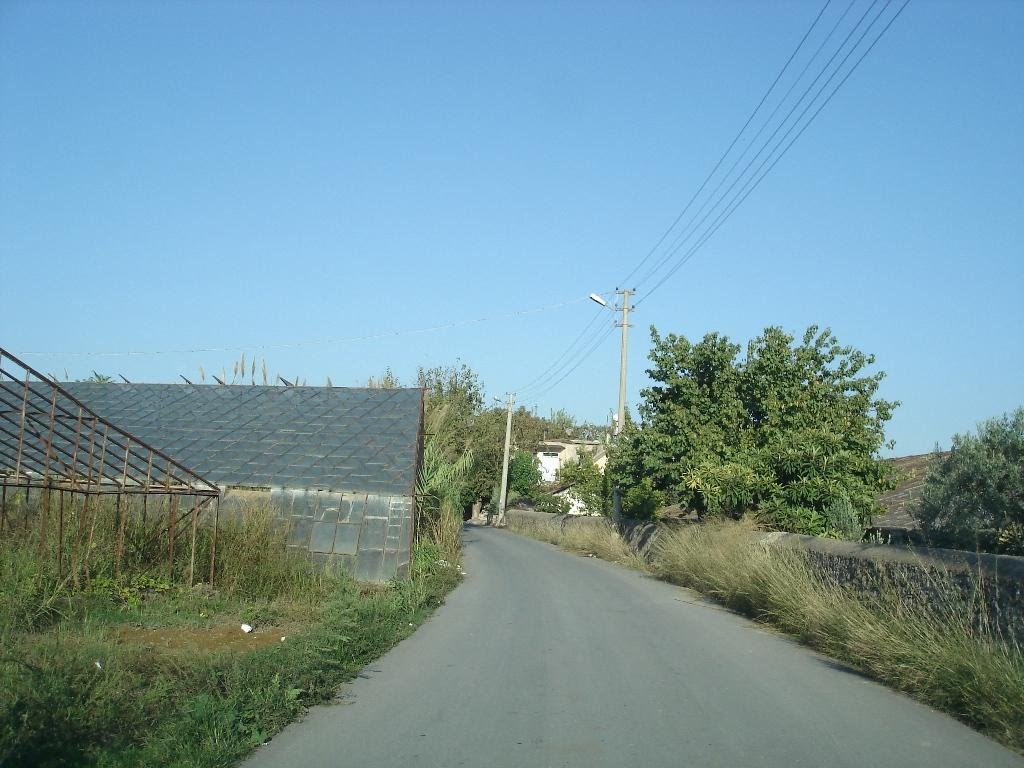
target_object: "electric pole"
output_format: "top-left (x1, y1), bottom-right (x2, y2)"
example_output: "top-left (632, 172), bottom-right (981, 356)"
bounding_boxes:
top-left (615, 288), bottom-right (633, 436)
top-left (494, 392), bottom-right (515, 527)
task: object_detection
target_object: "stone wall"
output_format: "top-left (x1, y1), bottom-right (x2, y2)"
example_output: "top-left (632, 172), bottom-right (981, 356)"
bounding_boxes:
top-left (755, 531), bottom-right (1024, 640)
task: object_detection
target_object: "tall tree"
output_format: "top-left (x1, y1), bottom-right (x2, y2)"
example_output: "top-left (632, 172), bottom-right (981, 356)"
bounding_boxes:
top-left (610, 325), bottom-right (897, 534)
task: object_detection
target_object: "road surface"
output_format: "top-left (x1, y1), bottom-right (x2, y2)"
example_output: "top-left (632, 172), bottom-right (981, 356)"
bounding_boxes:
top-left (245, 524), bottom-right (1022, 768)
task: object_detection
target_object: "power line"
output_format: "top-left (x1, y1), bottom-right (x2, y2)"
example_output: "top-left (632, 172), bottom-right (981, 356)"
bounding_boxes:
top-left (512, 305), bottom-right (607, 394)
top-left (638, 0), bottom-right (910, 304)
top-left (519, 324), bottom-right (617, 401)
top-left (16, 294), bottom-right (595, 359)
top-left (633, 0), bottom-right (860, 291)
top-left (619, 0), bottom-right (834, 288)
top-left (515, 316), bottom-right (615, 398)
top-left (634, 0), bottom-right (889, 295)
top-left (517, 0), bottom-right (908, 408)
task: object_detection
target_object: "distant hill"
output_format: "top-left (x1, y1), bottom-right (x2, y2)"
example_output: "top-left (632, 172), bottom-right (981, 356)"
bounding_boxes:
top-left (873, 453), bottom-right (948, 529)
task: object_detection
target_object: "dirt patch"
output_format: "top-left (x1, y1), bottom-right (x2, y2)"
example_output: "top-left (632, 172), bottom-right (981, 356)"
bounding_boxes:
top-left (114, 623), bottom-right (302, 654)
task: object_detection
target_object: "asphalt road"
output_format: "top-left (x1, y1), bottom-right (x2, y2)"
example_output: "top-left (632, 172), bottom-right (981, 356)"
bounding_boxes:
top-left (245, 524), bottom-right (1023, 768)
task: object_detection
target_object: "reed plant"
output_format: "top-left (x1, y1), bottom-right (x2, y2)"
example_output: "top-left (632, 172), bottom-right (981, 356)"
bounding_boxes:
top-left (416, 405), bottom-right (473, 562)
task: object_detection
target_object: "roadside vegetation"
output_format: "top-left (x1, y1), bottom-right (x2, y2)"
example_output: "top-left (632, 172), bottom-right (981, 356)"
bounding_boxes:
top-left (1, 365), bottom-right (477, 767)
top-left (608, 324), bottom-right (898, 533)
top-left (506, 514), bottom-right (1024, 753)
top-left (913, 407), bottom-right (1024, 555)
top-left (0, 495), bottom-right (460, 767)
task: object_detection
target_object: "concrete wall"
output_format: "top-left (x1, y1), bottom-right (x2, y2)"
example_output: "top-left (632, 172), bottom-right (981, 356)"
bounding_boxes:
top-left (504, 507), bottom-right (1024, 639)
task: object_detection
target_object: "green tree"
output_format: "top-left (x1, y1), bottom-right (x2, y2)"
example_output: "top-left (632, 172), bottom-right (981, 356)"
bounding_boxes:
top-left (609, 325), bottom-right (897, 534)
top-left (913, 408), bottom-right (1024, 554)
top-left (557, 452), bottom-right (610, 515)
top-left (417, 363), bottom-right (486, 472)
top-left (507, 451), bottom-right (541, 499)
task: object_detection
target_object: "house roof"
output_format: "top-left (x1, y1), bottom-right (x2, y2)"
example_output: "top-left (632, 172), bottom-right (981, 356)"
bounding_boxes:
top-left (872, 452), bottom-right (947, 529)
top-left (60, 383), bottom-right (424, 496)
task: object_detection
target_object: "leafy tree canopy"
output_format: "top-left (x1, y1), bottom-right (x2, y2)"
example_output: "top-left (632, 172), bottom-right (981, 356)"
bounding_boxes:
top-left (508, 451), bottom-right (542, 499)
top-left (609, 324), bottom-right (898, 535)
top-left (913, 408), bottom-right (1024, 555)
top-left (557, 452), bottom-right (610, 515)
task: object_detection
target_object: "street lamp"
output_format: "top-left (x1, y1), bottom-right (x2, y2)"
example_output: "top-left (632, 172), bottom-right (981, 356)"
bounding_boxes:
top-left (590, 289), bottom-right (633, 437)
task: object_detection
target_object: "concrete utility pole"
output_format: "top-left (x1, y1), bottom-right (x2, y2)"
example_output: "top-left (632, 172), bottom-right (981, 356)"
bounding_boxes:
top-left (589, 289), bottom-right (635, 437)
top-left (494, 392), bottom-right (515, 527)
top-left (615, 288), bottom-right (633, 436)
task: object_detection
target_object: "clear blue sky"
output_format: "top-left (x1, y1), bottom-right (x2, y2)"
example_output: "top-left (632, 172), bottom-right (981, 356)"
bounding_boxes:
top-left (2, 1), bottom-right (1021, 456)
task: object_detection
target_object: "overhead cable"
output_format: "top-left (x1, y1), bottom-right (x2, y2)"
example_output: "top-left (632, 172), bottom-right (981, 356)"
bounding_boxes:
top-left (17, 294), bottom-right (595, 358)
top-left (638, 0), bottom-right (911, 304)
top-left (620, 0), bottom-right (835, 288)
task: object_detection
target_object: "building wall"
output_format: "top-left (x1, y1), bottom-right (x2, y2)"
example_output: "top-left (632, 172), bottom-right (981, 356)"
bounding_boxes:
top-left (221, 487), bottom-right (414, 582)
top-left (535, 440), bottom-right (607, 483)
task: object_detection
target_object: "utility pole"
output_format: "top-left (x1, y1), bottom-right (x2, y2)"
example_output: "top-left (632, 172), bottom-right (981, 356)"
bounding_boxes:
top-left (590, 289), bottom-right (635, 437)
top-left (494, 392), bottom-right (515, 527)
top-left (615, 288), bottom-right (634, 437)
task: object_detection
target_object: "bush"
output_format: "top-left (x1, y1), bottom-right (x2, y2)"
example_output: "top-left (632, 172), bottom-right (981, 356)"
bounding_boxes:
top-left (556, 453), bottom-right (610, 515)
top-left (914, 407), bottom-right (1024, 554)
top-left (508, 452), bottom-right (542, 499)
top-left (621, 478), bottom-right (664, 521)
top-left (534, 493), bottom-right (569, 516)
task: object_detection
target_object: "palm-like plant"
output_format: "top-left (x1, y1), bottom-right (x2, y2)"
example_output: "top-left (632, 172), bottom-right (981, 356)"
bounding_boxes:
top-left (416, 406), bottom-right (473, 560)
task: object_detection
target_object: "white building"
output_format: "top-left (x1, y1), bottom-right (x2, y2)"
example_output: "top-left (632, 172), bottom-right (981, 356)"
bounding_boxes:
top-left (536, 439), bottom-right (608, 483)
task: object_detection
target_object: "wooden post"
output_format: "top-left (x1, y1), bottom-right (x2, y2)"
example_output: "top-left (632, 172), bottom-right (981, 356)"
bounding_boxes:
top-left (36, 486), bottom-right (51, 558)
top-left (167, 495), bottom-right (179, 581)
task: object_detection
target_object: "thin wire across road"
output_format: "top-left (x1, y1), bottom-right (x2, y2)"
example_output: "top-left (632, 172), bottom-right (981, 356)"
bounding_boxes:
top-left (244, 526), bottom-right (1022, 768)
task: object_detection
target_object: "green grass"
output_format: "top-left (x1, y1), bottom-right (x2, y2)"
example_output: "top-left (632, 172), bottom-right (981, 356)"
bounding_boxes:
top-left (507, 514), bottom-right (1024, 753)
top-left (0, 495), bottom-right (463, 767)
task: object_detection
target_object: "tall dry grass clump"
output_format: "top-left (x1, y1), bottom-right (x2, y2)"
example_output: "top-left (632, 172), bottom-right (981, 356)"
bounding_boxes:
top-left (652, 520), bottom-right (1024, 751)
top-left (507, 514), bottom-right (647, 571)
top-left (212, 498), bottom-right (338, 601)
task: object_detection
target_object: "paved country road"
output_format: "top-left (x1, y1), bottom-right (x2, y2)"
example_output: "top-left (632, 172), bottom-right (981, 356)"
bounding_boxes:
top-left (245, 524), bottom-right (1023, 768)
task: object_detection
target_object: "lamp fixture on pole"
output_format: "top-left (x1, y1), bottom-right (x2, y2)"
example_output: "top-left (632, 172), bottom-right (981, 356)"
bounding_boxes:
top-left (590, 289), bottom-right (634, 437)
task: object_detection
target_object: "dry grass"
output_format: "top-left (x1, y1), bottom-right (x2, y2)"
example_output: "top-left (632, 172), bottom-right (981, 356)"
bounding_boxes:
top-left (506, 515), bottom-right (647, 571)
top-left (653, 520), bottom-right (1024, 752)
top-left (507, 514), bottom-right (1024, 753)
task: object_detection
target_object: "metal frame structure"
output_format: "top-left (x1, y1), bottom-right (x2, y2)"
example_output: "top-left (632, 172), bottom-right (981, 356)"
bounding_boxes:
top-left (0, 347), bottom-right (222, 585)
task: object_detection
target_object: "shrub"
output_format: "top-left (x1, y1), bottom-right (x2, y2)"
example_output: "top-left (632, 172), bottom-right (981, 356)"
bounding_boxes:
top-left (534, 493), bottom-right (570, 516)
top-left (621, 478), bottom-right (664, 521)
top-left (914, 407), bottom-right (1024, 554)
top-left (508, 452), bottom-right (542, 500)
top-left (556, 452), bottom-right (610, 515)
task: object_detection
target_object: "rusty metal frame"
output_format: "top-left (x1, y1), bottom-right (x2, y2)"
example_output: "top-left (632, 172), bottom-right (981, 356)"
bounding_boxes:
top-left (0, 346), bottom-right (221, 585)
top-left (0, 347), bottom-right (220, 498)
